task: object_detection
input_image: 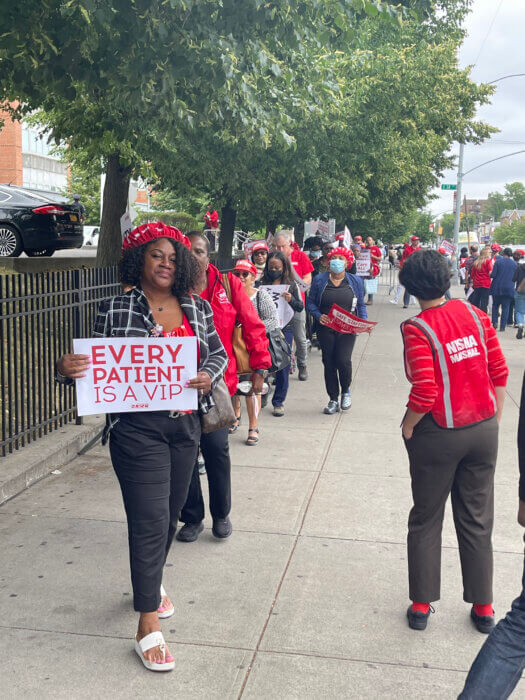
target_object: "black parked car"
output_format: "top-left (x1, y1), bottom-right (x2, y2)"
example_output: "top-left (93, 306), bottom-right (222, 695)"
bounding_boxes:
top-left (0, 184), bottom-right (84, 257)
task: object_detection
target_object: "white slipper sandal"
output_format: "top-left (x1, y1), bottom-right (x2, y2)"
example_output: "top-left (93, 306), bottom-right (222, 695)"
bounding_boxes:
top-left (134, 631), bottom-right (174, 672)
top-left (158, 583), bottom-right (174, 619)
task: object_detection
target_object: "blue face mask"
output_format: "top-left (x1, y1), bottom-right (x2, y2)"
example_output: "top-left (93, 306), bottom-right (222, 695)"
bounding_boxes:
top-left (329, 258), bottom-right (345, 274)
top-left (310, 250), bottom-right (322, 259)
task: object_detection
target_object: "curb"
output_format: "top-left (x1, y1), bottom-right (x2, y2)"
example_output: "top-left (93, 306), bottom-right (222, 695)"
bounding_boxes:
top-left (0, 416), bottom-right (105, 506)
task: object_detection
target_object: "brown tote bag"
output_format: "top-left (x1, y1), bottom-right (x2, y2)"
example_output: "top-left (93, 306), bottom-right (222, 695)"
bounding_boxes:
top-left (222, 273), bottom-right (252, 374)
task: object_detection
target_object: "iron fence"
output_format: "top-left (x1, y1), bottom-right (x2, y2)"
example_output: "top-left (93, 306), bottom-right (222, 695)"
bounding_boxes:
top-left (0, 266), bottom-right (119, 456)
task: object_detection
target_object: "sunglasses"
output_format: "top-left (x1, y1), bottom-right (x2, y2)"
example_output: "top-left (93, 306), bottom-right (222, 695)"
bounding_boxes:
top-left (233, 270), bottom-right (252, 278)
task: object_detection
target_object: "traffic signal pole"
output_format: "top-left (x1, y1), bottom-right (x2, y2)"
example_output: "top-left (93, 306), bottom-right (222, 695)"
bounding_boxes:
top-left (452, 142), bottom-right (464, 282)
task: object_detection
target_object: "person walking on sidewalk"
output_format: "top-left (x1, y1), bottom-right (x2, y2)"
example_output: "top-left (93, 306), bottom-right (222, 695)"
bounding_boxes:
top-left (56, 223), bottom-right (228, 672)
top-left (513, 252), bottom-right (525, 340)
top-left (459, 372), bottom-right (525, 699)
top-left (307, 247), bottom-right (367, 415)
top-left (273, 231), bottom-right (313, 381)
top-left (490, 247), bottom-right (517, 332)
top-left (400, 235), bottom-right (421, 308)
top-left (365, 236), bottom-right (382, 305)
top-left (469, 247), bottom-right (494, 314)
top-left (259, 251), bottom-right (304, 417)
top-left (399, 249), bottom-right (508, 633)
top-left (231, 258), bottom-right (279, 445)
top-left (177, 233), bottom-right (271, 543)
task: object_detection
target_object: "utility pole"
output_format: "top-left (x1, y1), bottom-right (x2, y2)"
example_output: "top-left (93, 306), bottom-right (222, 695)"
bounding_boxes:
top-left (452, 143), bottom-right (464, 282)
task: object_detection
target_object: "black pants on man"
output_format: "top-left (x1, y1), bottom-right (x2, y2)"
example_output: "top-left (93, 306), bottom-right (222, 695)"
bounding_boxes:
top-left (180, 426), bottom-right (231, 525)
top-left (317, 326), bottom-right (357, 401)
top-left (109, 411), bottom-right (200, 612)
top-left (469, 287), bottom-right (490, 314)
top-left (404, 413), bottom-right (498, 604)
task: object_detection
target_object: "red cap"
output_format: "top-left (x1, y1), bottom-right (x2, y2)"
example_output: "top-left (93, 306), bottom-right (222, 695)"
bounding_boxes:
top-left (353, 235), bottom-right (362, 242)
top-left (335, 233), bottom-right (345, 241)
top-left (122, 221), bottom-right (190, 252)
top-left (491, 243), bottom-right (501, 252)
top-left (234, 259), bottom-right (257, 277)
top-left (438, 247), bottom-right (447, 255)
top-left (327, 246), bottom-right (355, 267)
top-left (251, 241), bottom-right (269, 254)
top-left (515, 249), bottom-right (525, 257)
top-left (411, 235), bottom-right (420, 242)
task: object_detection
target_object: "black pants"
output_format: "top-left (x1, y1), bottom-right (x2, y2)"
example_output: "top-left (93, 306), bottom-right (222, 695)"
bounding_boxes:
top-left (180, 426), bottom-right (231, 525)
top-left (469, 287), bottom-right (490, 314)
top-left (403, 288), bottom-right (411, 306)
top-left (109, 411), bottom-right (200, 612)
top-left (317, 326), bottom-right (357, 401)
top-left (404, 414), bottom-right (498, 603)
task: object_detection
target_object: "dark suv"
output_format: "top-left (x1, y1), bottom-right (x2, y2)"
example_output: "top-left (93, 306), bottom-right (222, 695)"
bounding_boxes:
top-left (0, 184), bottom-right (83, 257)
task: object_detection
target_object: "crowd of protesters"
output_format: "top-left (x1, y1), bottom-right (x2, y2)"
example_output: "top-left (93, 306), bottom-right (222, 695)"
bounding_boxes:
top-left (53, 215), bottom-right (524, 687)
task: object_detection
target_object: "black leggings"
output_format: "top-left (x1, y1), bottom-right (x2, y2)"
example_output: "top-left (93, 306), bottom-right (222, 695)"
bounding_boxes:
top-left (470, 287), bottom-right (490, 314)
top-left (317, 326), bottom-right (357, 401)
top-left (109, 411), bottom-right (200, 612)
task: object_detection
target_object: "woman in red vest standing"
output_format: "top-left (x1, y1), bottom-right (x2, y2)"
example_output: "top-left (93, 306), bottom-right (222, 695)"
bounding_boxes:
top-left (399, 250), bottom-right (508, 633)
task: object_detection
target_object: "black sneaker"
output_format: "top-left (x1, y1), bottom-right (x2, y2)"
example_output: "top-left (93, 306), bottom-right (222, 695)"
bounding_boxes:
top-left (298, 366), bottom-right (308, 381)
top-left (212, 517), bottom-right (232, 539)
top-left (176, 521), bottom-right (204, 542)
top-left (517, 325), bottom-right (524, 340)
top-left (407, 604), bottom-right (434, 630)
top-left (470, 606), bottom-right (495, 634)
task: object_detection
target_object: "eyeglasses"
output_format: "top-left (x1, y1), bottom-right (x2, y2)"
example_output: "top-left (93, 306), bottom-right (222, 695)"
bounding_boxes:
top-left (233, 271), bottom-right (251, 278)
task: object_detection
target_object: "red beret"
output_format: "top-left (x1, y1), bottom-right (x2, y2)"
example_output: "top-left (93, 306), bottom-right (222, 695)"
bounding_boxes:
top-left (122, 221), bottom-right (191, 252)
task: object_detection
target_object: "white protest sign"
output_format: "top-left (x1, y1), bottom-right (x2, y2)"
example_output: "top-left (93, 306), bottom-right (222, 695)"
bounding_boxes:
top-left (356, 249), bottom-right (371, 277)
top-left (120, 211), bottom-right (132, 240)
top-left (72, 337), bottom-right (198, 416)
top-left (259, 285), bottom-right (294, 328)
top-left (441, 239), bottom-right (456, 255)
top-left (243, 240), bottom-right (258, 256)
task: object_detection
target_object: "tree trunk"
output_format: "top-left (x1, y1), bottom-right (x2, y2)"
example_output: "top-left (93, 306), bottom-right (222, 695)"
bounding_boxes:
top-left (294, 220), bottom-right (305, 246)
top-left (96, 152), bottom-right (132, 267)
top-left (266, 219), bottom-right (277, 236)
top-left (217, 200), bottom-right (237, 269)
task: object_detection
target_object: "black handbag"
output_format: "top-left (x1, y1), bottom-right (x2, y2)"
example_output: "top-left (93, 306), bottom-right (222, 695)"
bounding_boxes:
top-left (200, 377), bottom-right (236, 434)
top-left (267, 327), bottom-right (291, 372)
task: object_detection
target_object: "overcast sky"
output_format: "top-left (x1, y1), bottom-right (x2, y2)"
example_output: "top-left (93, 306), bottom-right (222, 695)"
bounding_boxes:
top-left (429, 0), bottom-right (525, 217)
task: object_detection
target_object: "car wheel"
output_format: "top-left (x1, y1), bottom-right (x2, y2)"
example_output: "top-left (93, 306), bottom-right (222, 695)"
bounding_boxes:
top-left (0, 224), bottom-right (23, 257)
top-left (26, 248), bottom-right (56, 257)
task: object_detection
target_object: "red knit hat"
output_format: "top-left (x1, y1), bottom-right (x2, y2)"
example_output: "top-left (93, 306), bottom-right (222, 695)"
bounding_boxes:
top-left (327, 246), bottom-right (355, 267)
top-left (234, 259), bottom-right (257, 277)
top-left (122, 221), bottom-right (191, 252)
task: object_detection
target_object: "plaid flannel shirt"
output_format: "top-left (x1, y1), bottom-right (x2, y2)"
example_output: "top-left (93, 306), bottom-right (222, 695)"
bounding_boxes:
top-left (64, 288), bottom-right (228, 442)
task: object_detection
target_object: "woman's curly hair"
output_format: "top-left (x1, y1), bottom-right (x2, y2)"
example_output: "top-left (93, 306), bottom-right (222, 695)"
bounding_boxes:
top-left (399, 249), bottom-right (450, 300)
top-left (119, 238), bottom-right (201, 297)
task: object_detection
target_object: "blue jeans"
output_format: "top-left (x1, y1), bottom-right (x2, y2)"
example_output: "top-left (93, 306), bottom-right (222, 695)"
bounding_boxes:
top-left (492, 294), bottom-right (513, 330)
top-left (459, 539), bottom-right (525, 699)
top-left (272, 327), bottom-right (294, 407)
top-left (515, 292), bottom-right (525, 326)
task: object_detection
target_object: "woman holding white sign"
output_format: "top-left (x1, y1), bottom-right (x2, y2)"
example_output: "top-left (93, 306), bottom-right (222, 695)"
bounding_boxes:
top-left (56, 222), bottom-right (228, 672)
top-left (259, 251), bottom-right (303, 417)
top-left (307, 247), bottom-right (367, 414)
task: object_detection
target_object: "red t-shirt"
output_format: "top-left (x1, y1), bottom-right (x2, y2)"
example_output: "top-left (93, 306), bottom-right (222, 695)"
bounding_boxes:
top-left (290, 249), bottom-right (314, 302)
top-left (471, 259), bottom-right (493, 289)
top-left (367, 245), bottom-right (382, 277)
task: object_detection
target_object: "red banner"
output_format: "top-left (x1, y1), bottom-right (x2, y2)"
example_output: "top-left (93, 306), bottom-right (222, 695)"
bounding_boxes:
top-left (323, 304), bottom-right (377, 334)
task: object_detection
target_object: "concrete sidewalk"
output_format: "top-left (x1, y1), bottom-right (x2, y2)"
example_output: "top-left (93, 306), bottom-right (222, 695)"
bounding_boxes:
top-left (1, 287), bottom-right (523, 699)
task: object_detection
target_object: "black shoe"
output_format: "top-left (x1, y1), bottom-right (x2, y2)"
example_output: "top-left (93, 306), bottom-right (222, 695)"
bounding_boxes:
top-left (403, 305), bottom-right (408, 309)
top-left (176, 521), bottom-right (204, 542)
top-left (407, 605), bottom-right (433, 630)
top-left (212, 517), bottom-right (232, 539)
top-left (298, 366), bottom-right (308, 381)
top-left (471, 606), bottom-right (495, 634)
top-left (517, 326), bottom-right (524, 339)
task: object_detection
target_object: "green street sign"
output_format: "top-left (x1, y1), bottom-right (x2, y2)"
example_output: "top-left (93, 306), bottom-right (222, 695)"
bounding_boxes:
top-left (441, 184), bottom-right (457, 190)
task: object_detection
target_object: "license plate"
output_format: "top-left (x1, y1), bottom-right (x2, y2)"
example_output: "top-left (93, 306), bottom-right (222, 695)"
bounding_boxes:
top-left (69, 214), bottom-right (78, 222)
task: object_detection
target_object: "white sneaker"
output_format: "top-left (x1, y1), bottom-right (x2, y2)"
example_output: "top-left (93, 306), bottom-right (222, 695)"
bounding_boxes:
top-left (389, 299), bottom-right (397, 304)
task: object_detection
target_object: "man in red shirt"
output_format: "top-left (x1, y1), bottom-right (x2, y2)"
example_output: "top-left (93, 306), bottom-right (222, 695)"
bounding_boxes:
top-left (400, 235), bottom-right (421, 307)
top-left (273, 231), bottom-right (313, 380)
top-left (399, 249), bottom-right (508, 634)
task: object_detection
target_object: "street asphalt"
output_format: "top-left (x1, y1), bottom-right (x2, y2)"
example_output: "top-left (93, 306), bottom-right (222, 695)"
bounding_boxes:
top-left (0, 281), bottom-right (523, 699)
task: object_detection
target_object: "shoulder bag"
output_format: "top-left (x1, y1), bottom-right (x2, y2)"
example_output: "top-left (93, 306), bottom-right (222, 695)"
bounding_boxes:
top-left (254, 291), bottom-right (291, 372)
top-left (200, 376), bottom-right (236, 434)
